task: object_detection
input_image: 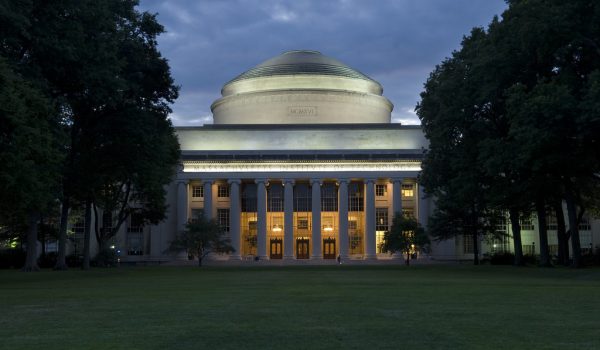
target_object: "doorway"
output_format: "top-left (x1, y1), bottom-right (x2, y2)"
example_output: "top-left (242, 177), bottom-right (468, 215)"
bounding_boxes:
top-left (323, 238), bottom-right (336, 259)
top-left (270, 238), bottom-right (282, 259)
top-left (296, 238), bottom-right (310, 259)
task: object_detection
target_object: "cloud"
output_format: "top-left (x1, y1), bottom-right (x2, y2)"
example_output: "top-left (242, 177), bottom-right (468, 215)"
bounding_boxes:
top-left (138, 0), bottom-right (508, 126)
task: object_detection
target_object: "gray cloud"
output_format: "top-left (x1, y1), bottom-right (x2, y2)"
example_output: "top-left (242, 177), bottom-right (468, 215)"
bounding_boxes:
top-left (139, 0), bottom-right (507, 126)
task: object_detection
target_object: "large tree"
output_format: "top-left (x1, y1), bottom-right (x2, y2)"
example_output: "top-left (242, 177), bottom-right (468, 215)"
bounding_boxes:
top-left (0, 58), bottom-right (64, 271)
top-left (418, 0), bottom-right (600, 267)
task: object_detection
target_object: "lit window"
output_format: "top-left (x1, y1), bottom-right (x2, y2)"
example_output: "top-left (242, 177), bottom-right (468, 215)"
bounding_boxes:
top-left (321, 183), bottom-right (338, 212)
top-left (401, 184), bottom-right (414, 198)
top-left (127, 233), bottom-right (143, 255)
top-left (218, 185), bottom-right (229, 198)
top-left (376, 208), bottom-right (389, 231)
top-left (192, 186), bottom-right (203, 198)
top-left (463, 235), bottom-right (474, 254)
top-left (348, 182), bottom-right (364, 212)
top-left (375, 184), bottom-right (387, 197)
top-left (546, 213), bottom-right (557, 230)
top-left (578, 217), bottom-right (591, 231)
top-left (268, 183), bottom-right (283, 212)
top-left (128, 213), bottom-right (144, 233)
top-left (73, 218), bottom-right (85, 235)
top-left (218, 209), bottom-right (230, 232)
top-left (297, 219), bottom-right (309, 230)
top-left (102, 211), bottom-right (113, 233)
top-left (520, 216), bottom-right (534, 231)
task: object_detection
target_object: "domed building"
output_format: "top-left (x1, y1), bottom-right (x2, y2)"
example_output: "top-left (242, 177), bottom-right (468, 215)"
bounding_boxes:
top-left (108, 50), bottom-right (598, 263)
top-left (154, 50), bottom-right (439, 262)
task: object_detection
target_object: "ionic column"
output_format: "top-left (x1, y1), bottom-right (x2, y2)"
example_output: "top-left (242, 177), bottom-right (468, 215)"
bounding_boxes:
top-left (283, 179), bottom-right (295, 260)
top-left (256, 179), bottom-right (268, 260)
top-left (203, 180), bottom-right (214, 219)
top-left (311, 179), bottom-right (322, 259)
top-left (338, 179), bottom-right (349, 259)
top-left (228, 179), bottom-right (242, 260)
top-left (417, 182), bottom-right (429, 230)
top-left (176, 180), bottom-right (189, 232)
top-left (365, 178), bottom-right (377, 259)
top-left (392, 178), bottom-right (403, 217)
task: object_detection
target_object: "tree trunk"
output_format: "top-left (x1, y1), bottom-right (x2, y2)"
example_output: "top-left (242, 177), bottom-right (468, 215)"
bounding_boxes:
top-left (564, 192), bottom-right (582, 268)
top-left (472, 231), bottom-right (480, 265)
top-left (554, 201), bottom-right (569, 266)
top-left (198, 256), bottom-right (203, 267)
top-left (535, 200), bottom-right (551, 267)
top-left (54, 198), bottom-right (70, 270)
top-left (405, 249), bottom-right (410, 266)
top-left (82, 199), bottom-right (92, 270)
top-left (40, 215), bottom-right (46, 257)
top-left (509, 208), bottom-right (524, 266)
top-left (22, 211), bottom-right (40, 272)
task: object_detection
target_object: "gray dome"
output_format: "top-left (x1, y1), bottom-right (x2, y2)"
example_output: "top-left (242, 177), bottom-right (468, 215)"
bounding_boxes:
top-left (227, 50), bottom-right (377, 84)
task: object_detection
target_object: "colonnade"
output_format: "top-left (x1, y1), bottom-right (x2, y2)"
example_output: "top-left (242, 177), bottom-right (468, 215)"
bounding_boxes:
top-left (176, 177), bottom-right (423, 260)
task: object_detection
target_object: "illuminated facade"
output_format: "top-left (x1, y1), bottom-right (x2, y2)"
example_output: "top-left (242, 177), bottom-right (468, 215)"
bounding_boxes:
top-left (162, 50), bottom-right (433, 261)
top-left (110, 50), bottom-right (597, 263)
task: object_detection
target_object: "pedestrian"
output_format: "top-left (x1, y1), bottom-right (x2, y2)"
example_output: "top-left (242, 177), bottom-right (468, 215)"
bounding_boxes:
top-left (337, 254), bottom-right (341, 264)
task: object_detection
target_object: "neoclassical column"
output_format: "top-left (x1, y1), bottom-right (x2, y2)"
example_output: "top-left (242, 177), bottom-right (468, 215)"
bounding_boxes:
top-left (311, 179), bottom-right (322, 259)
top-left (228, 179), bottom-right (242, 260)
top-left (392, 178), bottom-right (403, 217)
top-left (176, 179), bottom-right (189, 232)
top-left (283, 179), bottom-right (295, 260)
top-left (364, 178), bottom-right (377, 259)
top-left (256, 179), bottom-right (268, 260)
top-left (417, 182), bottom-right (429, 230)
top-left (338, 178), bottom-right (349, 259)
top-left (203, 180), bottom-right (214, 219)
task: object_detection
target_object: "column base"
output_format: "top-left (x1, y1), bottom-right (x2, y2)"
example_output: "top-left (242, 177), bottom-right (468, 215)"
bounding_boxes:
top-left (364, 254), bottom-right (377, 260)
top-left (228, 254), bottom-right (242, 261)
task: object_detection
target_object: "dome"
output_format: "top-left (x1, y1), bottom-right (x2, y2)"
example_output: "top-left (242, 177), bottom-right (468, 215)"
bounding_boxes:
top-left (227, 50), bottom-right (377, 84)
top-left (211, 50), bottom-right (393, 124)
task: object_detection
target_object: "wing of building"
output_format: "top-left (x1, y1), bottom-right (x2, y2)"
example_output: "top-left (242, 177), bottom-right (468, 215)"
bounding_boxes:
top-left (72, 50), bottom-right (599, 263)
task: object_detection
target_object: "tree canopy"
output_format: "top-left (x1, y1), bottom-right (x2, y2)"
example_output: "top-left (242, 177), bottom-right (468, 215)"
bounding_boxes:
top-left (417, 0), bottom-right (600, 267)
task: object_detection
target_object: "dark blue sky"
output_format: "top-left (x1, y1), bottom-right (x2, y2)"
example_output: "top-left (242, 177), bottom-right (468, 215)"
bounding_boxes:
top-left (138, 0), bottom-right (508, 126)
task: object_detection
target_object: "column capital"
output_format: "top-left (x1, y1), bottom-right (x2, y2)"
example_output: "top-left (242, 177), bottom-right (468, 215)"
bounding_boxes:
top-left (227, 179), bottom-right (242, 185)
top-left (391, 178), bottom-right (404, 184)
top-left (337, 178), bottom-right (350, 185)
top-left (255, 178), bottom-right (269, 185)
top-left (364, 178), bottom-right (377, 184)
top-left (202, 179), bottom-right (215, 184)
top-left (283, 179), bottom-right (296, 186)
top-left (310, 178), bottom-right (321, 186)
top-left (176, 179), bottom-right (189, 185)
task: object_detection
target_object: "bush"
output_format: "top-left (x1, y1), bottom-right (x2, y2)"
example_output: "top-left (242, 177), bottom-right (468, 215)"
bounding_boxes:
top-left (523, 254), bottom-right (538, 265)
top-left (66, 254), bottom-right (82, 268)
top-left (38, 252), bottom-right (58, 268)
top-left (0, 249), bottom-right (26, 269)
top-left (490, 251), bottom-right (515, 265)
top-left (92, 248), bottom-right (118, 267)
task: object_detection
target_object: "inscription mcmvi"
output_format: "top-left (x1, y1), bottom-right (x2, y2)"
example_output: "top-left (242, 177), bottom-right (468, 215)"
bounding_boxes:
top-left (287, 106), bottom-right (318, 116)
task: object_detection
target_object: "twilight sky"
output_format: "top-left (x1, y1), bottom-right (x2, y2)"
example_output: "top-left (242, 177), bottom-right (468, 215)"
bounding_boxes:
top-left (138, 0), bottom-right (508, 126)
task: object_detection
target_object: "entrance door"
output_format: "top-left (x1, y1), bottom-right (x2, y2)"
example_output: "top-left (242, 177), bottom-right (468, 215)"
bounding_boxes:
top-left (323, 238), bottom-right (336, 259)
top-left (270, 238), bottom-right (283, 259)
top-left (296, 238), bottom-right (310, 259)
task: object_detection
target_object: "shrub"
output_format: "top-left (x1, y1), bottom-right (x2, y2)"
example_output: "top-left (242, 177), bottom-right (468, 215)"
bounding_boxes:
top-left (38, 252), bottom-right (58, 268)
top-left (490, 252), bottom-right (515, 265)
top-left (0, 249), bottom-right (26, 269)
top-left (66, 254), bottom-right (82, 268)
top-left (92, 248), bottom-right (118, 267)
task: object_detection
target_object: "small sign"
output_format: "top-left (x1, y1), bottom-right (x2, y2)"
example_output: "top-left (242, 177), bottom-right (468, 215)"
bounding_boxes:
top-left (287, 106), bottom-right (318, 116)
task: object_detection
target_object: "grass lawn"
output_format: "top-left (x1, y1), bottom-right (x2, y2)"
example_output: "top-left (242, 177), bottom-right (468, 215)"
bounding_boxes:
top-left (1, 265), bottom-right (599, 350)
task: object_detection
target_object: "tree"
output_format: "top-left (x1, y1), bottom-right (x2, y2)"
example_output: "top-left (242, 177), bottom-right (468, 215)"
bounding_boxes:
top-left (0, 1), bottom-right (180, 270)
top-left (168, 216), bottom-right (235, 267)
top-left (0, 58), bottom-right (65, 271)
top-left (382, 214), bottom-right (430, 266)
top-left (418, 0), bottom-right (600, 268)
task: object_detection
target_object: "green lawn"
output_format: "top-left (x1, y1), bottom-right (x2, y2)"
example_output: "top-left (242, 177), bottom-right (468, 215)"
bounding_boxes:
top-left (1, 265), bottom-right (599, 350)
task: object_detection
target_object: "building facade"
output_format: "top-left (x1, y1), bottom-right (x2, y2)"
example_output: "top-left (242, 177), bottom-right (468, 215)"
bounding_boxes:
top-left (72, 50), bottom-right (599, 263)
